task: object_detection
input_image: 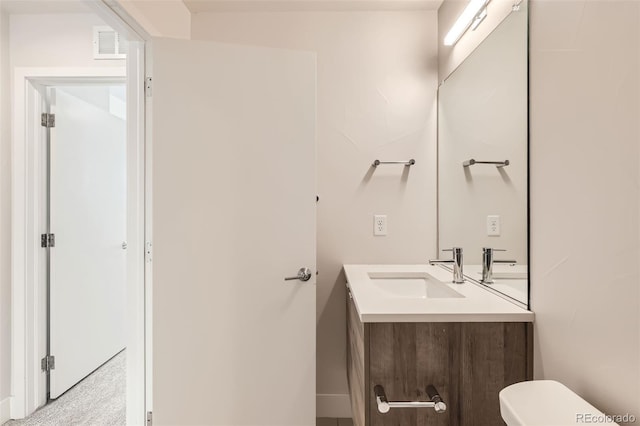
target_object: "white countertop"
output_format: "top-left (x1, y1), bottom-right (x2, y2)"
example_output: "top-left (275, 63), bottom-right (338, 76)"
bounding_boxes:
top-left (344, 264), bottom-right (534, 323)
top-left (463, 264), bottom-right (528, 305)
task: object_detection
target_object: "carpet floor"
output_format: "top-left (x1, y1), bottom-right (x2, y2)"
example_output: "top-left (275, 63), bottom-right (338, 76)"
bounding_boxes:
top-left (5, 350), bottom-right (126, 426)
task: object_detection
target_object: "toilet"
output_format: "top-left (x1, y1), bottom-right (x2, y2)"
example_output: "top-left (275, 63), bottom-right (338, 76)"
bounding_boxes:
top-left (500, 380), bottom-right (618, 425)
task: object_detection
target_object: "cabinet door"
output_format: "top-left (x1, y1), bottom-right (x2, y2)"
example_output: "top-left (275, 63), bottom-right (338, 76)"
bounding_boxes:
top-left (367, 322), bottom-right (532, 426)
top-left (369, 323), bottom-right (460, 426)
top-left (347, 296), bottom-right (368, 426)
top-left (459, 323), bottom-right (531, 425)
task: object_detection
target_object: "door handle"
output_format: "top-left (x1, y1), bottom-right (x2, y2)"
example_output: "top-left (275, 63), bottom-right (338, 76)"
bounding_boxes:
top-left (284, 267), bottom-right (312, 282)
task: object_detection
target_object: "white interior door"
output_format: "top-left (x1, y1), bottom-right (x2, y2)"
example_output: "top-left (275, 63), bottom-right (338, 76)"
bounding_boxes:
top-left (151, 39), bottom-right (317, 425)
top-left (48, 85), bottom-right (127, 399)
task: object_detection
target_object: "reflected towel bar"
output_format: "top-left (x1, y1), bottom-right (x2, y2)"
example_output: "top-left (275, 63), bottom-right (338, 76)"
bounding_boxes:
top-left (374, 384), bottom-right (447, 414)
top-left (463, 159), bottom-right (510, 168)
top-left (372, 159), bottom-right (415, 167)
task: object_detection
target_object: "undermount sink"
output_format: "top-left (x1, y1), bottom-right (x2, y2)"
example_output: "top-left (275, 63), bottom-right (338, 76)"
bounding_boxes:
top-left (343, 264), bottom-right (533, 322)
top-left (368, 271), bottom-right (465, 299)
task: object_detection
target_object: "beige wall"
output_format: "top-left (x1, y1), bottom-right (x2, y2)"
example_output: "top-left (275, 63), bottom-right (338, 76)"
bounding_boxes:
top-left (530, 0), bottom-right (640, 419)
top-left (190, 11), bottom-right (439, 415)
top-left (114, 0), bottom-right (190, 39)
top-left (0, 5), bottom-right (11, 413)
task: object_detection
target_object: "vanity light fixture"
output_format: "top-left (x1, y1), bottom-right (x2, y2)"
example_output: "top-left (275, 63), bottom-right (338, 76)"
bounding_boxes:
top-left (469, 7), bottom-right (488, 31)
top-left (444, 0), bottom-right (491, 46)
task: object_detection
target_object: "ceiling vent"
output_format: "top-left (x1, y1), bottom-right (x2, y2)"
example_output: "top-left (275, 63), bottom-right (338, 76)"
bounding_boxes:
top-left (93, 26), bottom-right (127, 60)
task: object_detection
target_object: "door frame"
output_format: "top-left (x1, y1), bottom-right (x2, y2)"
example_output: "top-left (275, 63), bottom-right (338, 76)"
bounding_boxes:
top-left (11, 48), bottom-right (147, 426)
top-left (23, 72), bottom-right (129, 402)
top-left (9, 1), bottom-right (150, 423)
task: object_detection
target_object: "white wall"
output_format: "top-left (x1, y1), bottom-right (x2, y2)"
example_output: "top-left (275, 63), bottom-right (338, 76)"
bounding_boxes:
top-left (530, 0), bottom-right (640, 419)
top-left (1, 11), bottom-right (125, 420)
top-left (9, 13), bottom-right (124, 68)
top-left (0, 5), bottom-right (12, 422)
top-left (190, 10), bottom-right (439, 415)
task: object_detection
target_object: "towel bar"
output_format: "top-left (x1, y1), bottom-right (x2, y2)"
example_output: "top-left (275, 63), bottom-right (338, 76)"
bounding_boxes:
top-left (463, 159), bottom-right (509, 168)
top-left (372, 159), bottom-right (415, 167)
top-left (374, 384), bottom-right (447, 414)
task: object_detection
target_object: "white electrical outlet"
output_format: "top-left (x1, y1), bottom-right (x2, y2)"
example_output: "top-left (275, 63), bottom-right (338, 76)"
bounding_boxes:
top-left (487, 215), bottom-right (501, 236)
top-left (374, 215), bottom-right (387, 236)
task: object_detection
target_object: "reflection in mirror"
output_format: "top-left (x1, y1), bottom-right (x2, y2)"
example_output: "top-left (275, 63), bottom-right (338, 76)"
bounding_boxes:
top-left (438, 4), bottom-right (528, 305)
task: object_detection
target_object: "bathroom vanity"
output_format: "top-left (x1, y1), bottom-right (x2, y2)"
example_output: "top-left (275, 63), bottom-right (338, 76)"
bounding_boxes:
top-left (344, 264), bottom-right (533, 426)
top-left (344, 4), bottom-right (533, 425)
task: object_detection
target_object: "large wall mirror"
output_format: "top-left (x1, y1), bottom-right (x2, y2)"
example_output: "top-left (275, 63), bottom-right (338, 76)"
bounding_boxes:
top-left (438, 4), bottom-right (528, 305)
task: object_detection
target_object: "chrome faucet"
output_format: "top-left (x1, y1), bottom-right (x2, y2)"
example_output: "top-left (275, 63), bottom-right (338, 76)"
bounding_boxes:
top-left (481, 248), bottom-right (517, 284)
top-left (429, 247), bottom-right (464, 284)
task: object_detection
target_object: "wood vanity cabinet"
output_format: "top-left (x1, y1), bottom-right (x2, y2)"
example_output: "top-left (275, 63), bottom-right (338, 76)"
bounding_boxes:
top-left (347, 295), bottom-right (533, 426)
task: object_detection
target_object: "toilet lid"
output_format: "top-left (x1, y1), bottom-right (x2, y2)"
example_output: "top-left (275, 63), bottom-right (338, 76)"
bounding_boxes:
top-left (499, 380), bottom-right (618, 426)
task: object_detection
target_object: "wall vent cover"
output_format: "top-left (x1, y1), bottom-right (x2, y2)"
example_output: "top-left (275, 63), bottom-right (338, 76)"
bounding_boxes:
top-left (93, 26), bottom-right (126, 60)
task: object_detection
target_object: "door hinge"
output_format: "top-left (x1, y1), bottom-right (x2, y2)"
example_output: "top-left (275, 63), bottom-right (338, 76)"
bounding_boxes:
top-left (145, 77), bottom-right (152, 98)
top-left (41, 113), bottom-right (55, 128)
top-left (41, 355), bottom-right (55, 372)
top-left (146, 411), bottom-right (152, 426)
top-left (41, 233), bottom-right (55, 248)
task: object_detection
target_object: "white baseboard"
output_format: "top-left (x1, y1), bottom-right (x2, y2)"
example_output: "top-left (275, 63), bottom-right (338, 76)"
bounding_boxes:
top-left (317, 393), bottom-right (351, 418)
top-left (1, 397), bottom-right (10, 423)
